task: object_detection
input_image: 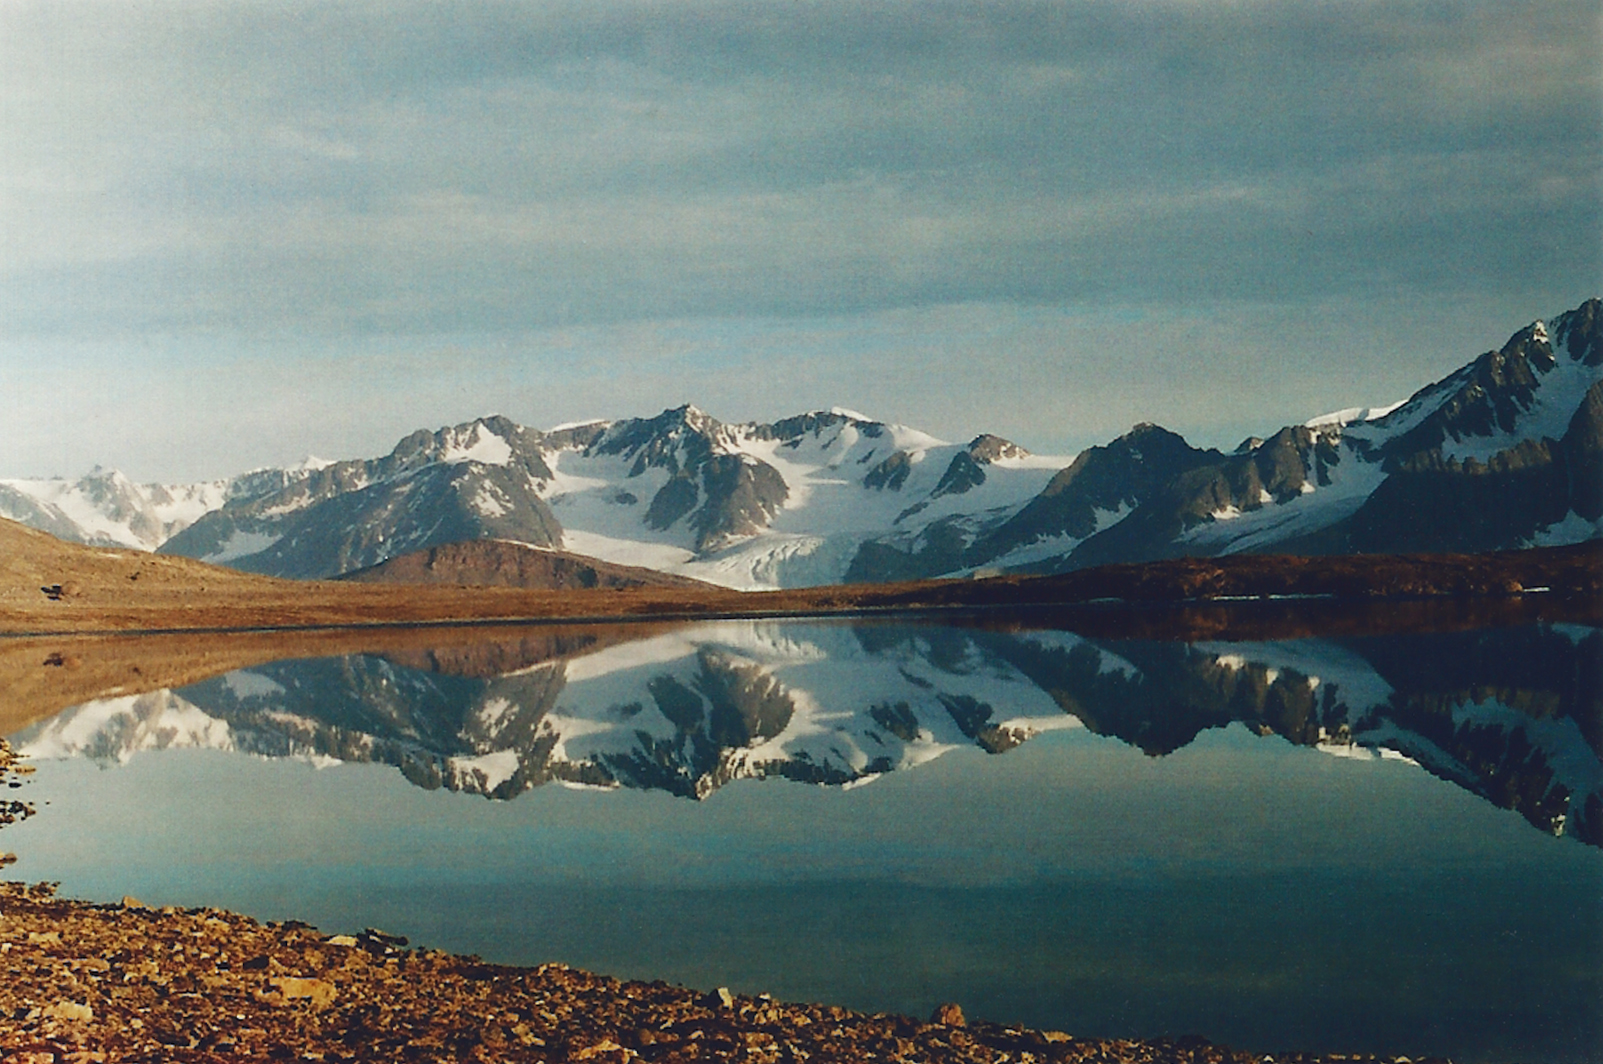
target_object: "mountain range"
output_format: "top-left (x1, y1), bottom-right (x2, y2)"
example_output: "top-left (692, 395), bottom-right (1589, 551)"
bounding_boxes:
top-left (3, 299), bottom-right (1597, 589)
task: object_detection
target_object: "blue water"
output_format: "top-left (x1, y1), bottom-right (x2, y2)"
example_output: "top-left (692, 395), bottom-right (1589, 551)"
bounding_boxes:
top-left (5, 621), bottom-right (1601, 1061)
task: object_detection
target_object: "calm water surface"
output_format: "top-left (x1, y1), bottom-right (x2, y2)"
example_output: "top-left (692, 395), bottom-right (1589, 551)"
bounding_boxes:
top-left (5, 618), bottom-right (1600, 1062)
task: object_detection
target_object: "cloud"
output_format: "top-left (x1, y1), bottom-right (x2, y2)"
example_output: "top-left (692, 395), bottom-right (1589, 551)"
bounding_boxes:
top-left (4, 0), bottom-right (1596, 336)
top-left (0, 1), bottom-right (1597, 479)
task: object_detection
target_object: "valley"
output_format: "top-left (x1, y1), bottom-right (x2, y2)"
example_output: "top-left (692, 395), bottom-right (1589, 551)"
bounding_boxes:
top-left (2, 511), bottom-right (1598, 641)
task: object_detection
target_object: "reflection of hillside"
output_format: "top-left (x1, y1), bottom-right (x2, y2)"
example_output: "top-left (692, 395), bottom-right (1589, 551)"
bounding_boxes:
top-left (15, 622), bottom-right (1601, 846)
top-left (0, 621), bottom-right (686, 736)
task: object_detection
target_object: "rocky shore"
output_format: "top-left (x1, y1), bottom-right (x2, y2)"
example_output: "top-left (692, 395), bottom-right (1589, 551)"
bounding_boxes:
top-left (0, 881), bottom-right (1450, 1064)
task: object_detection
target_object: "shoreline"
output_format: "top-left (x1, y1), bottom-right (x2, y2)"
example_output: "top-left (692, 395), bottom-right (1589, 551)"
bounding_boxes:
top-left (4, 517), bottom-right (1598, 638)
top-left (1, 591), bottom-right (1591, 740)
top-left (1, 584), bottom-right (1591, 641)
top-left (0, 881), bottom-right (1449, 1064)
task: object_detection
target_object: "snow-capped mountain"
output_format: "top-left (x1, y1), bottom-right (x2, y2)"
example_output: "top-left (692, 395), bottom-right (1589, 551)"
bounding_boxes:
top-left (4, 300), bottom-right (1597, 584)
top-left (156, 417), bottom-right (566, 579)
top-left (19, 620), bottom-right (1600, 845)
top-left (144, 405), bottom-right (1070, 585)
top-left (0, 467), bottom-right (230, 550)
top-left (859, 298), bottom-right (1602, 578)
top-left (540, 407), bottom-right (1069, 588)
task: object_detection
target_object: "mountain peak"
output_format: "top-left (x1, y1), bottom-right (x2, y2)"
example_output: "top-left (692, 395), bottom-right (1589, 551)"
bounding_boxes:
top-left (1501, 318), bottom-right (1555, 360)
top-left (1116, 422), bottom-right (1192, 453)
top-left (828, 406), bottom-right (875, 422)
top-left (628, 404), bottom-right (721, 439)
top-left (82, 465), bottom-right (132, 485)
top-left (966, 434), bottom-right (1029, 463)
top-left (670, 403), bottom-right (715, 428)
top-left (587, 404), bottom-right (727, 474)
top-left (1554, 297), bottom-right (1601, 367)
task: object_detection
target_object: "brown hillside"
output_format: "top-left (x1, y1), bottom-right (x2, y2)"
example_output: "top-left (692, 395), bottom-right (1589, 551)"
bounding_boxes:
top-left (338, 539), bottom-right (712, 591)
top-left (0, 621), bottom-right (686, 737)
top-left (0, 518), bottom-right (729, 634)
top-left (0, 517), bottom-right (1597, 639)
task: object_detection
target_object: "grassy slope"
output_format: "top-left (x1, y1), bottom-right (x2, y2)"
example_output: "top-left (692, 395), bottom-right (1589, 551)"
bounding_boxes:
top-left (3, 517), bottom-right (1599, 635)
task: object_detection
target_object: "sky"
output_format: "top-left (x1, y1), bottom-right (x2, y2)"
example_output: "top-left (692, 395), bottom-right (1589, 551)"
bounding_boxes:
top-left (1, 0), bottom-right (1599, 483)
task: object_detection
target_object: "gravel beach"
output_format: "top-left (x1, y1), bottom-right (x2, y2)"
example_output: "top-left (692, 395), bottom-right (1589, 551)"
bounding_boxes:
top-left (0, 881), bottom-right (1448, 1064)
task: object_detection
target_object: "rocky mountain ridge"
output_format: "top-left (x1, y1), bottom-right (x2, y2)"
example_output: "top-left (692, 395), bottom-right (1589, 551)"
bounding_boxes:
top-left (139, 403), bottom-right (1074, 584)
top-left (3, 300), bottom-right (1598, 587)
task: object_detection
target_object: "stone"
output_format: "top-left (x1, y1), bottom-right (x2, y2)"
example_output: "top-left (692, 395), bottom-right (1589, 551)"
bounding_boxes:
top-left (930, 1002), bottom-right (966, 1027)
top-left (264, 976), bottom-right (337, 1009)
top-left (43, 1000), bottom-right (94, 1022)
top-left (0, 880), bottom-right (1362, 1064)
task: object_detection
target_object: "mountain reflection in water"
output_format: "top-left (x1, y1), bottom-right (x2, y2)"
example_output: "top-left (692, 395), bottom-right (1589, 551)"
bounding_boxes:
top-left (7, 613), bottom-right (1603, 1062)
top-left (16, 618), bottom-right (1602, 846)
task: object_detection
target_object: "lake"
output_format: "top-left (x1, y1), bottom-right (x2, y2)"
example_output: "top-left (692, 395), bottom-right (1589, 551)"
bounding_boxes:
top-left (4, 615), bottom-right (1600, 1062)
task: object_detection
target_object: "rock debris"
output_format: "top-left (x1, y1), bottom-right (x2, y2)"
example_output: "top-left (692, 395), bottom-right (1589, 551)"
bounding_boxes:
top-left (0, 881), bottom-right (1448, 1064)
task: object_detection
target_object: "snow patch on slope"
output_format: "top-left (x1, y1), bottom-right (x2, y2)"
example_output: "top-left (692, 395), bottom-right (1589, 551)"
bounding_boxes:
top-left (829, 406), bottom-right (874, 422)
top-left (472, 483), bottom-right (512, 518)
top-left (16, 691), bottom-right (234, 762)
top-left (560, 528), bottom-right (697, 577)
top-left (1440, 356), bottom-right (1600, 464)
top-left (1529, 512), bottom-right (1603, 547)
top-left (1015, 630), bottom-right (1140, 678)
top-left (1305, 401), bottom-right (1406, 433)
top-left (688, 534), bottom-right (866, 590)
top-left (1451, 697), bottom-right (1603, 807)
top-left (223, 671), bottom-right (287, 700)
top-left (441, 423), bottom-right (513, 465)
top-left (1180, 444), bottom-right (1387, 554)
top-left (448, 749), bottom-right (522, 792)
top-left (983, 504), bottom-right (1132, 573)
top-left (1195, 638), bottom-right (1395, 713)
top-left (1548, 623), bottom-right (1600, 646)
top-left (202, 529), bottom-right (283, 563)
top-left (538, 415), bottom-right (1072, 588)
